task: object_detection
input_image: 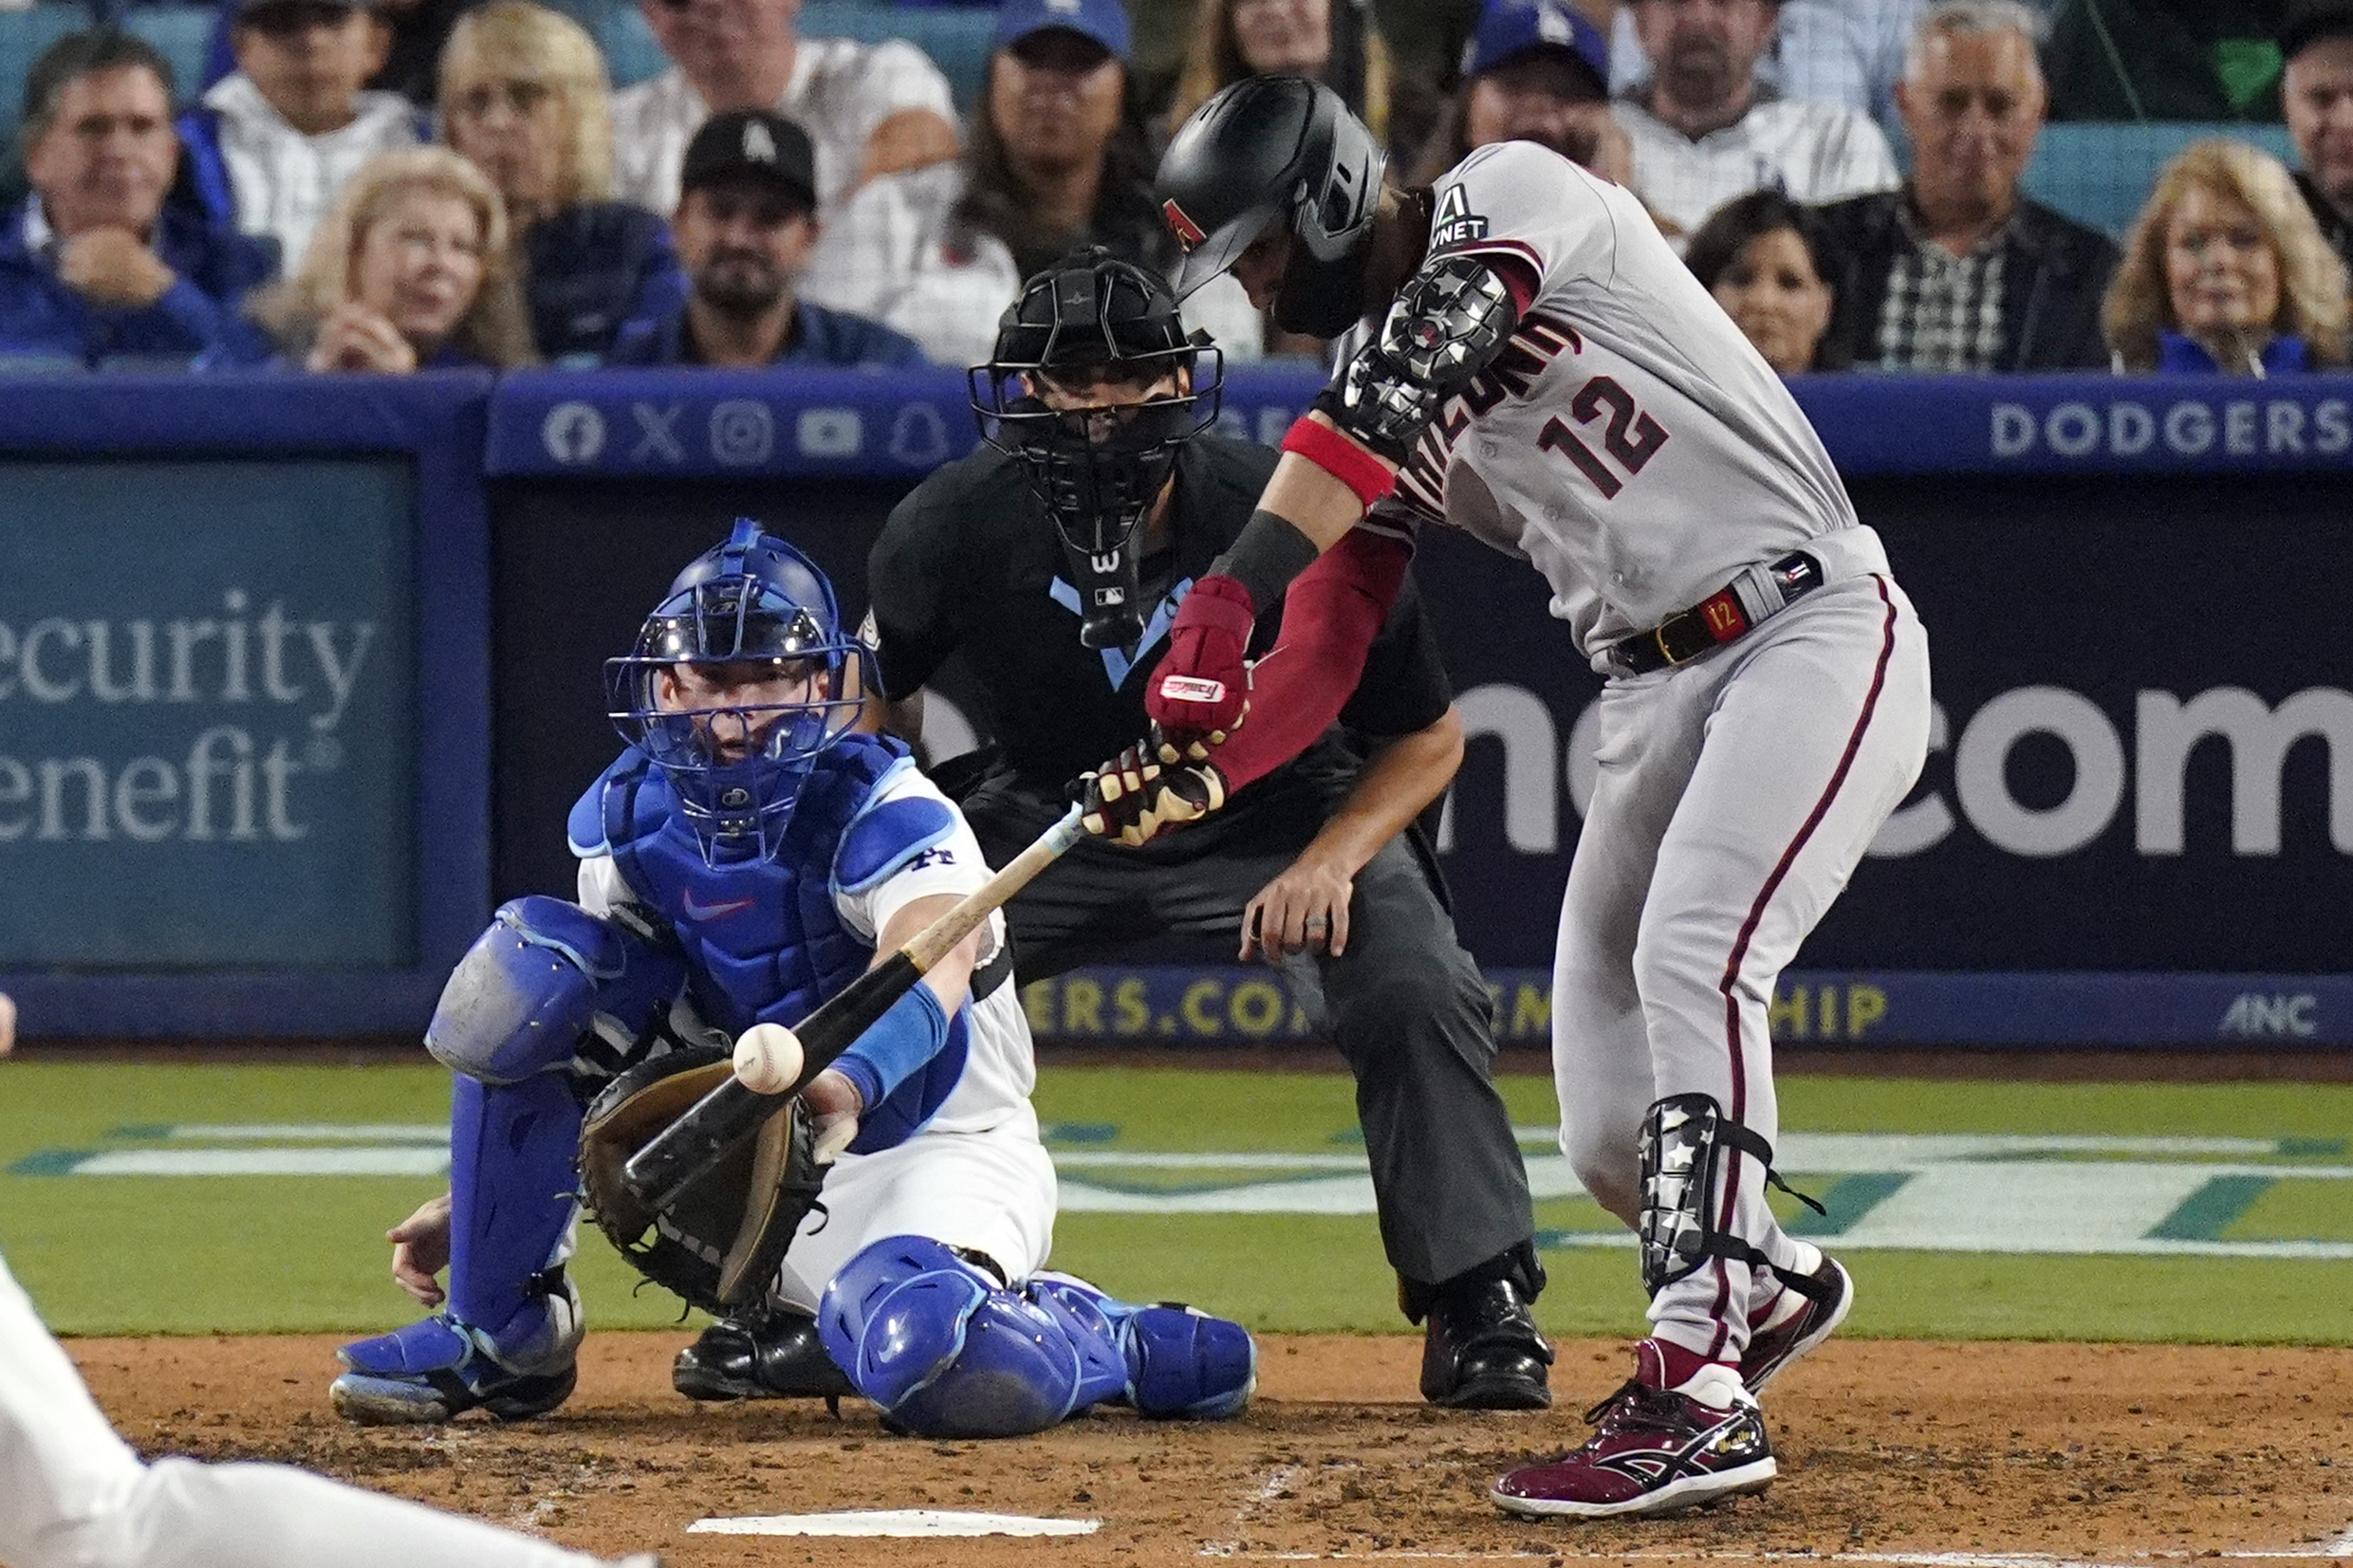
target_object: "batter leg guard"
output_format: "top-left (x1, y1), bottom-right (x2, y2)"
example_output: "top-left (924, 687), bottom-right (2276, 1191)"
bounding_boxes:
top-left (332, 1074), bottom-right (585, 1426)
top-left (1638, 1095), bottom-right (1827, 1300)
top-left (1027, 1272), bottom-right (1257, 1420)
top-left (819, 1237), bottom-right (1127, 1439)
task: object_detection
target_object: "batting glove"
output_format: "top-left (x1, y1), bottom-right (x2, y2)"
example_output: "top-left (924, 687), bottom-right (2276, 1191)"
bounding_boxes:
top-left (1147, 576), bottom-right (1254, 741)
top-left (1076, 735), bottom-right (1230, 847)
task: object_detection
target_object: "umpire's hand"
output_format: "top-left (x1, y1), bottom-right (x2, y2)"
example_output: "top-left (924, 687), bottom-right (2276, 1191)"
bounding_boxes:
top-left (1076, 729), bottom-right (1229, 847)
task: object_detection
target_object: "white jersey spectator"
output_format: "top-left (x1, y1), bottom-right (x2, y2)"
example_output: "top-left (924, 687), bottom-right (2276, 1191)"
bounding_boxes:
top-left (1609, 0), bottom-right (1896, 239)
top-left (179, 0), bottom-right (419, 268)
top-left (609, 8), bottom-right (956, 219)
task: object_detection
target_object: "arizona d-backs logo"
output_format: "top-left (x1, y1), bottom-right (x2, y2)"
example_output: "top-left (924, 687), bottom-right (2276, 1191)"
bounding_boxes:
top-left (1162, 199), bottom-right (1208, 249)
top-left (1429, 184), bottom-right (1490, 249)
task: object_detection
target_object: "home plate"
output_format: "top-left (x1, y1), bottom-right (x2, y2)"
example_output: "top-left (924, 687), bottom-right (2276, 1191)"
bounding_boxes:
top-left (689, 1509), bottom-right (1100, 1538)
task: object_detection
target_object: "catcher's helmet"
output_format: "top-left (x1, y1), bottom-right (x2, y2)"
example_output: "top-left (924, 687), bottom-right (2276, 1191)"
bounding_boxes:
top-left (971, 249), bottom-right (1222, 648)
top-left (606, 520), bottom-right (869, 862)
top-left (1156, 75), bottom-right (1386, 338)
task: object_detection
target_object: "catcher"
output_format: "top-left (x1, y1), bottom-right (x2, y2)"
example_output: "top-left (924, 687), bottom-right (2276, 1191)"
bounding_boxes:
top-left (331, 521), bottom-right (1255, 1439)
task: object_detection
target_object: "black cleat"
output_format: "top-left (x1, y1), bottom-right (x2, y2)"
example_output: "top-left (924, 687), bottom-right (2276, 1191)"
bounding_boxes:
top-left (1420, 1276), bottom-right (1553, 1411)
top-left (674, 1304), bottom-right (856, 1402)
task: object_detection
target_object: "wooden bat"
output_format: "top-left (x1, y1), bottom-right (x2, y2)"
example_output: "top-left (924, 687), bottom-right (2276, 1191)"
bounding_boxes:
top-left (621, 804), bottom-right (1088, 1211)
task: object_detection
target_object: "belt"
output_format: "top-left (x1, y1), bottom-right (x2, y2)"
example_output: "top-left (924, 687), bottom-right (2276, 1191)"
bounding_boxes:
top-left (1605, 551), bottom-right (1824, 675)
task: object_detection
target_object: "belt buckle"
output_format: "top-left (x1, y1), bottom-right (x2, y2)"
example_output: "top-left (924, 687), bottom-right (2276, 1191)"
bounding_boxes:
top-left (1653, 621), bottom-right (1695, 669)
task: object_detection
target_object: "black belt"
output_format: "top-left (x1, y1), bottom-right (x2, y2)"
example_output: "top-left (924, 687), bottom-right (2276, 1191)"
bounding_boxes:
top-left (1605, 551), bottom-right (1824, 675)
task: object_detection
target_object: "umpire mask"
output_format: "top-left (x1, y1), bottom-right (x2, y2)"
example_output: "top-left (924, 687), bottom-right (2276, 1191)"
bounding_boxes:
top-left (971, 249), bottom-right (1222, 650)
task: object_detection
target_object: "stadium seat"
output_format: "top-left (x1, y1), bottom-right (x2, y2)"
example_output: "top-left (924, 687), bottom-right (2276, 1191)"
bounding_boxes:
top-left (2022, 122), bottom-right (2299, 238)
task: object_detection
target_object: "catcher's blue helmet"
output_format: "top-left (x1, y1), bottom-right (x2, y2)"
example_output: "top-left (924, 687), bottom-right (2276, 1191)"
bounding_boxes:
top-left (606, 520), bottom-right (869, 861)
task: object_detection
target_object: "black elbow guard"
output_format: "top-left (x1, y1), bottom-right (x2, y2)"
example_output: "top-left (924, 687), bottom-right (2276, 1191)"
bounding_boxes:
top-left (1318, 255), bottom-right (1518, 461)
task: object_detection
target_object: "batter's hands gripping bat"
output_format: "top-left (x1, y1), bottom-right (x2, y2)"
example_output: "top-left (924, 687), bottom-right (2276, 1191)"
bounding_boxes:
top-left (621, 804), bottom-right (1088, 1212)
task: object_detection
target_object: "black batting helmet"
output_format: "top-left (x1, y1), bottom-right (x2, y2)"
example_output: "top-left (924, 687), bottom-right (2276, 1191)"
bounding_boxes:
top-left (1156, 75), bottom-right (1386, 338)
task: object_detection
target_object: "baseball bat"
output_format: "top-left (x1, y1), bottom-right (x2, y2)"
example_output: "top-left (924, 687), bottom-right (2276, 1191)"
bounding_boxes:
top-left (621, 803), bottom-right (1088, 1210)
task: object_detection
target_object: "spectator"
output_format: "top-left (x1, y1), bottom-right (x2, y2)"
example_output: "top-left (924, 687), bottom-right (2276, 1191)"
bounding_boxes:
top-left (800, 0), bottom-right (1262, 368)
top-left (438, 0), bottom-right (682, 362)
top-left (1408, 0), bottom-right (1634, 186)
top-left (2282, 0), bottom-right (2353, 272)
top-left (0, 30), bottom-right (272, 369)
top-left (609, 0), bottom-right (958, 218)
top-left (1611, 0), bottom-right (1899, 239)
top-left (1813, 0), bottom-right (2119, 372)
top-left (1168, 0), bottom-right (1394, 145)
top-left (180, 0), bottom-right (420, 273)
top-left (1685, 187), bottom-right (1849, 367)
top-left (2045, 0), bottom-right (2289, 122)
top-left (957, 0), bottom-right (1160, 282)
top-left (255, 144), bottom-right (532, 369)
top-left (2103, 138), bottom-right (2348, 372)
top-left (607, 109), bottom-right (926, 367)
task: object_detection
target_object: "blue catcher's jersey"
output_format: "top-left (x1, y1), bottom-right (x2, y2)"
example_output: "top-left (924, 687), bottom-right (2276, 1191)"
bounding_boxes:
top-left (565, 731), bottom-right (971, 1153)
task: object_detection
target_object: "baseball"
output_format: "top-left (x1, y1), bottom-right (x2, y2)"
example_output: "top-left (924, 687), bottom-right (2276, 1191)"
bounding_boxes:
top-left (0, 989), bottom-right (13, 1057)
top-left (732, 1022), bottom-right (805, 1094)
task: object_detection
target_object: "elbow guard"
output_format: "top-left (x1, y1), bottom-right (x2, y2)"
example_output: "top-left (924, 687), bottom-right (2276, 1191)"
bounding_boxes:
top-left (1317, 255), bottom-right (1519, 462)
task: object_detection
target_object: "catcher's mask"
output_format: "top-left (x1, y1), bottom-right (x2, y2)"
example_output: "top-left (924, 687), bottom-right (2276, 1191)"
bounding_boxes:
top-left (606, 520), bottom-right (869, 864)
top-left (970, 247), bottom-right (1222, 651)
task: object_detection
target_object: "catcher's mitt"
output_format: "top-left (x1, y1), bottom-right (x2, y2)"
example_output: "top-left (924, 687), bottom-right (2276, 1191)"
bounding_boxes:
top-left (579, 1044), bottom-right (827, 1312)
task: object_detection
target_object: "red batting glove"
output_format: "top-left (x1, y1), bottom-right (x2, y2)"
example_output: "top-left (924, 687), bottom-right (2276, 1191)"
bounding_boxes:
top-left (1148, 575), bottom-right (1256, 740)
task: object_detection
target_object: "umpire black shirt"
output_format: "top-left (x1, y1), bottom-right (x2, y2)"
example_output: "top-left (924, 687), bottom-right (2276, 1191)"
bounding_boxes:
top-left (867, 434), bottom-right (1454, 798)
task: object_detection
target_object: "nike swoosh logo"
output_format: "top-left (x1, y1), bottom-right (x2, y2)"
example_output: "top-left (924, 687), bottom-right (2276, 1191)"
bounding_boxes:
top-left (681, 892), bottom-right (757, 919)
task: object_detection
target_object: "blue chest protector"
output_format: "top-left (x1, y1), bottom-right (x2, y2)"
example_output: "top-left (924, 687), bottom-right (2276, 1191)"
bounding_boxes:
top-left (567, 732), bottom-right (966, 1153)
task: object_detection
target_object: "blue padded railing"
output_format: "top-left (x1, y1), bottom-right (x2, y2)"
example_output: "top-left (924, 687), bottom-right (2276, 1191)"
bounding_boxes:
top-left (2022, 121), bottom-right (2299, 237)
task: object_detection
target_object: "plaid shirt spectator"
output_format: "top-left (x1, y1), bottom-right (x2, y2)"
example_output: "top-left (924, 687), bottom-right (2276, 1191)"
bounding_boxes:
top-left (1613, 87), bottom-right (1898, 237)
top-left (1873, 202), bottom-right (2008, 368)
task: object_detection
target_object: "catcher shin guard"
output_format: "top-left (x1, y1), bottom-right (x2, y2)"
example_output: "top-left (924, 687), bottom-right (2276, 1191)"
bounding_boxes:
top-left (1026, 1274), bottom-right (1257, 1420)
top-left (819, 1237), bottom-right (1129, 1439)
top-left (333, 1073), bottom-right (585, 1424)
top-left (1637, 1094), bottom-right (1825, 1299)
top-left (427, 896), bottom-right (685, 1083)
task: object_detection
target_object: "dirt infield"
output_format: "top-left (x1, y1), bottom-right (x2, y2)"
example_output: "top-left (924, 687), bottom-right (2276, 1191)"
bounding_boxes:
top-left (61, 1333), bottom-right (2351, 1565)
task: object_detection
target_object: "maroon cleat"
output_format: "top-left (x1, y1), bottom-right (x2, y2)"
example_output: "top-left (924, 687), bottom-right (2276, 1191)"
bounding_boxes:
top-left (1490, 1345), bottom-right (1776, 1519)
top-left (1740, 1251), bottom-right (1852, 1394)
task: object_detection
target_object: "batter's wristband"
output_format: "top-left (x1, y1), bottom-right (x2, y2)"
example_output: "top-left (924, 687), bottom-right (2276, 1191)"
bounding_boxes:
top-left (1281, 415), bottom-right (1398, 509)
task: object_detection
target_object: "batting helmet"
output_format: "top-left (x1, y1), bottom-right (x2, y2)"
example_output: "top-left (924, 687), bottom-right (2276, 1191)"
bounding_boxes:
top-left (970, 249), bottom-right (1222, 648)
top-left (1156, 75), bottom-right (1387, 338)
top-left (606, 520), bottom-right (869, 862)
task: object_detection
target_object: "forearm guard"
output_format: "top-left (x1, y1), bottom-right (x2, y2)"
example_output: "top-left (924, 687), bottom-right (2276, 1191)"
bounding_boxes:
top-left (1316, 254), bottom-right (1519, 462)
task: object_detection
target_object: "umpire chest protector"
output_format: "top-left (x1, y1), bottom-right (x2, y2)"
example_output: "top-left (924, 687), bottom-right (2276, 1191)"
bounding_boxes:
top-left (569, 731), bottom-right (945, 1039)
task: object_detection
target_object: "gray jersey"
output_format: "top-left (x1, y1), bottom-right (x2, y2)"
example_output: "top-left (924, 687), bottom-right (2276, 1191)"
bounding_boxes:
top-left (1376, 140), bottom-right (1887, 664)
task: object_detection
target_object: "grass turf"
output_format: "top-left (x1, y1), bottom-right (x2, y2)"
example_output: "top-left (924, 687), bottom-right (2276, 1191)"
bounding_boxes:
top-left (1, 1061), bottom-right (2347, 1343)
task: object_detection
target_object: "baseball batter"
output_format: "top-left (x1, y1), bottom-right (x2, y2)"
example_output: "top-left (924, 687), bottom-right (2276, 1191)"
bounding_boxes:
top-left (1081, 79), bottom-right (1932, 1517)
top-left (0, 1014), bottom-right (650, 1568)
top-left (331, 523), bottom-right (1254, 1440)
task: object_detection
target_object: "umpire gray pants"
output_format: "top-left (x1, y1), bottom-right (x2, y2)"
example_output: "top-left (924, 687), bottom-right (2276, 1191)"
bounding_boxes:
top-left (956, 770), bottom-right (1535, 1293)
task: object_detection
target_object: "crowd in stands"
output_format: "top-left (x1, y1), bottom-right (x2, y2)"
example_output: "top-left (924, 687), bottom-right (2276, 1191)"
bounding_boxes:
top-left (4, 0), bottom-right (2352, 378)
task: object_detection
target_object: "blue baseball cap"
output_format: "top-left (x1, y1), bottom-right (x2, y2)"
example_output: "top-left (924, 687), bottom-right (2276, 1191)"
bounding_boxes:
top-left (992, 0), bottom-right (1133, 65)
top-left (1463, 0), bottom-right (1609, 96)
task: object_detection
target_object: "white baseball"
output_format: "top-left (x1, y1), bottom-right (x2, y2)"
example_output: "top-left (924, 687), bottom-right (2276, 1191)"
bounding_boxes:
top-left (732, 1022), bottom-right (805, 1094)
top-left (0, 990), bottom-right (13, 1057)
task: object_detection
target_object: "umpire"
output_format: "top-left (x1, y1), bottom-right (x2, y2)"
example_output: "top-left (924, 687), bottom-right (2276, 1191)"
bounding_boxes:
top-left (864, 249), bottom-right (1550, 1409)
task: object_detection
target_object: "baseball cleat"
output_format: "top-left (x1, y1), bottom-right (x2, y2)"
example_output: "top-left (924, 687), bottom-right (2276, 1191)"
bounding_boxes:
top-left (332, 1283), bottom-right (582, 1425)
top-left (1741, 1251), bottom-right (1853, 1394)
top-left (1420, 1276), bottom-right (1553, 1411)
top-left (673, 1304), bottom-right (855, 1402)
top-left (1490, 1343), bottom-right (1776, 1519)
